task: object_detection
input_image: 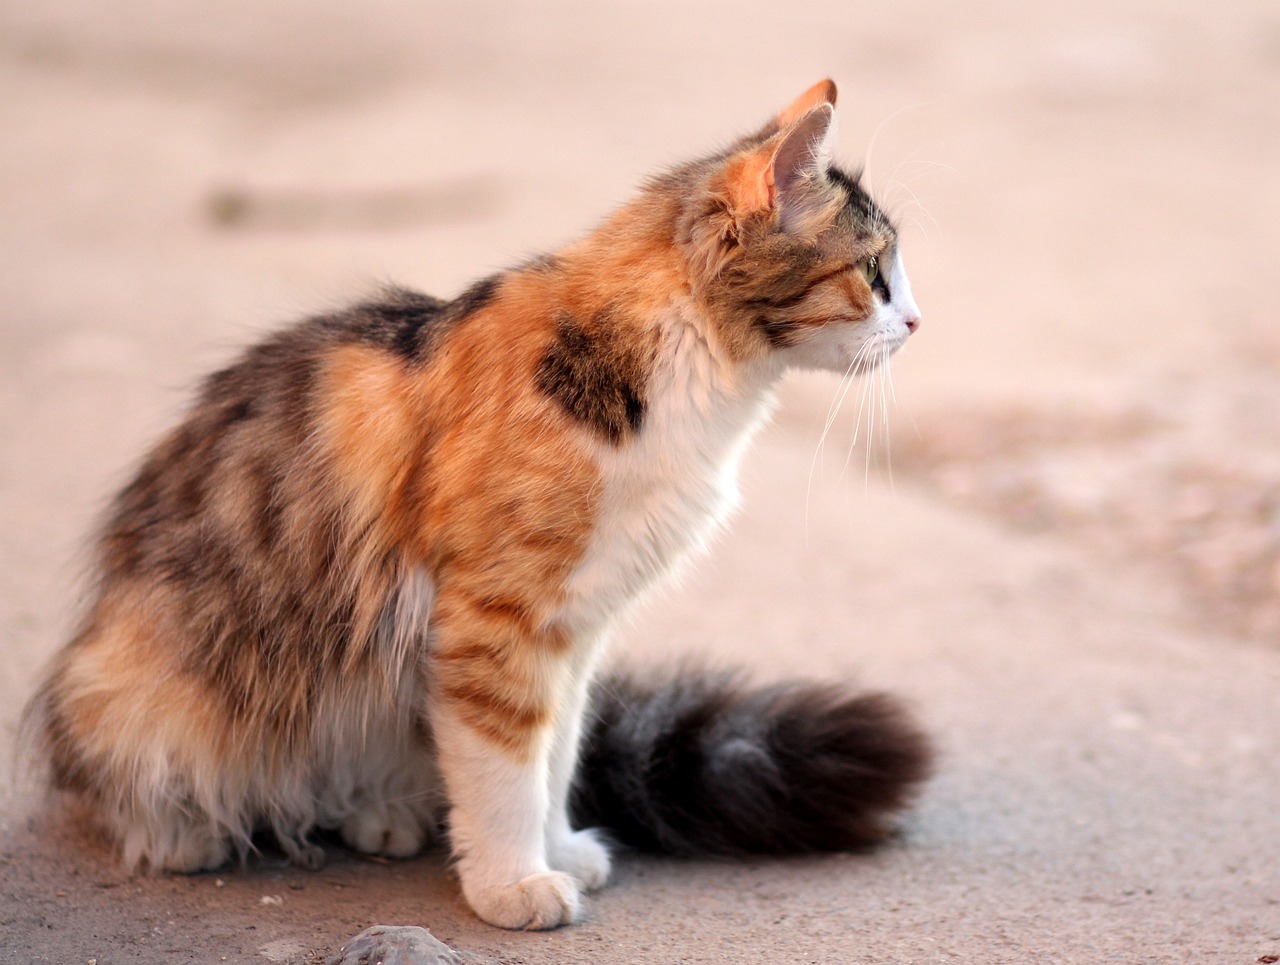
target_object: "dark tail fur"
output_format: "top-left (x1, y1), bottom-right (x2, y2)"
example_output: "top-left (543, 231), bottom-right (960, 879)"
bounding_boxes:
top-left (571, 670), bottom-right (933, 856)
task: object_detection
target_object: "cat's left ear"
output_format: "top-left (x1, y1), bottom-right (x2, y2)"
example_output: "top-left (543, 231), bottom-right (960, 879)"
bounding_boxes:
top-left (726, 104), bottom-right (836, 231)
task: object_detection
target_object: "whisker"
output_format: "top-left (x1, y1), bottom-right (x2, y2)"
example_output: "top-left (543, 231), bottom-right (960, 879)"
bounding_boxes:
top-left (892, 360), bottom-right (925, 445)
top-left (877, 149), bottom-right (947, 228)
top-left (846, 341), bottom-right (875, 451)
top-left (806, 352), bottom-right (862, 538)
top-left (880, 347), bottom-right (895, 494)
top-left (817, 357), bottom-right (860, 453)
top-left (862, 101), bottom-right (941, 185)
top-left (891, 156), bottom-right (958, 177)
top-left (863, 350), bottom-right (877, 490)
top-left (841, 336), bottom-right (879, 482)
top-left (882, 153), bottom-right (956, 204)
top-left (884, 348), bottom-right (899, 407)
top-left (889, 180), bottom-right (942, 240)
top-left (863, 344), bottom-right (891, 489)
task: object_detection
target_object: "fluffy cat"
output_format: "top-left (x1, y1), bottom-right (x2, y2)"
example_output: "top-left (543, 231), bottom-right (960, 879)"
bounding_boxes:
top-left (23, 80), bottom-right (929, 930)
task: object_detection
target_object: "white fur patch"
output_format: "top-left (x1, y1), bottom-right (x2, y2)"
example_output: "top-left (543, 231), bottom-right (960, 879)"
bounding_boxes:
top-left (559, 297), bottom-right (780, 637)
top-left (431, 702), bottom-right (582, 929)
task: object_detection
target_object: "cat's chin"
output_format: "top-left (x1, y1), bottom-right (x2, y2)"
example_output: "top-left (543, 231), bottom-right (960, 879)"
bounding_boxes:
top-left (862, 329), bottom-right (914, 369)
top-left (806, 335), bottom-right (905, 377)
top-left (856, 342), bottom-right (908, 374)
top-left (783, 325), bottom-right (910, 377)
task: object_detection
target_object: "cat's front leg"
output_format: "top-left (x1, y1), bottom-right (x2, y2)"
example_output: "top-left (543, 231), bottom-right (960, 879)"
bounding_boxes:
top-left (544, 644), bottom-right (612, 892)
top-left (429, 595), bottom-right (582, 930)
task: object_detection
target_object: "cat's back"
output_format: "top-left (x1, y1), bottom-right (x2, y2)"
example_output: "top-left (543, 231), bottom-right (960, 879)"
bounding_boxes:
top-left (93, 270), bottom-right (591, 646)
top-left (96, 287), bottom-right (457, 582)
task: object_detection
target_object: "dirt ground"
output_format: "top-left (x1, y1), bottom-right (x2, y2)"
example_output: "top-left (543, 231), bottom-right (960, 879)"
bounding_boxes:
top-left (2, 0), bottom-right (1278, 962)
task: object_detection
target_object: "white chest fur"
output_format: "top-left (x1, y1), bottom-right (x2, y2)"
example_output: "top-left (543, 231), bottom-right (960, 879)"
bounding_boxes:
top-left (558, 307), bottom-right (779, 637)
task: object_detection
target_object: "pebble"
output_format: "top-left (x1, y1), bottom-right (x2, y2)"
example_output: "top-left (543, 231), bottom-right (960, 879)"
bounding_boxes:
top-left (327, 925), bottom-right (495, 965)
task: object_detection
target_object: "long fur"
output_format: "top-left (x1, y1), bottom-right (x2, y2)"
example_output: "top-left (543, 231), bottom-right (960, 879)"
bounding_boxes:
top-left (574, 670), bottom-right (932, 855)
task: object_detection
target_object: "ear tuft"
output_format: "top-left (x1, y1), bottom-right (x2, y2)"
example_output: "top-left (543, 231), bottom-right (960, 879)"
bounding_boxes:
top-left (776, 79), bottom-right (838, 128)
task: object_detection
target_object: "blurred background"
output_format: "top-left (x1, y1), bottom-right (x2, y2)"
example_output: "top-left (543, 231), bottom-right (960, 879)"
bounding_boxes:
top-left (1, 1), bottom-right (1278, 960)
top-left (3, 0), bottom-right (1278, 661)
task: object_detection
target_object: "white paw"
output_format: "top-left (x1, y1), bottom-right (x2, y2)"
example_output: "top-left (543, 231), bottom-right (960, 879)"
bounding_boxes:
top-left (547, 827), bottom-right (612, 892)
top-left (463, 870), bottom-right (581, 930)
top-left (340, 803), bottom-right (425, 858)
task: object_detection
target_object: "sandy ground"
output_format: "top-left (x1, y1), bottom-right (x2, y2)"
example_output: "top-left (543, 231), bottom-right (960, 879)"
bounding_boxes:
top-left (2, 0), bottom-right (1279, 962)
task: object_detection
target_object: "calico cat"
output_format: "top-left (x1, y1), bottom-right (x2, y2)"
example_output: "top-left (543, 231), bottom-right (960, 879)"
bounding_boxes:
top-left (23, 80), bottom-right (929, 930)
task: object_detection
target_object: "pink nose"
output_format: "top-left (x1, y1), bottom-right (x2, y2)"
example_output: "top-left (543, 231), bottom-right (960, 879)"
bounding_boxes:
top-left (904, 314), bottom-right (921, 333)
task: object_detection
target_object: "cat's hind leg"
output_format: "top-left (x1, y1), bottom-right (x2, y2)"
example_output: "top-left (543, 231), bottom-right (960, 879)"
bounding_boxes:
top-left (115, 798), bottom-right (234, 873)
top-left (339, 801), bottom-right (428, 859)
top-left (316, 702), bottom-right (442, 861)
top-left (331, 756), bottom-right (439, 860)
top-left (26, 621), bottom-right (252, 874)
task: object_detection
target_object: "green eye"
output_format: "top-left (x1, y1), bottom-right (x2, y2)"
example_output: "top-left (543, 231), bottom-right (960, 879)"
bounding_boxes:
top-left (858, 255), bottom-right (879, 285)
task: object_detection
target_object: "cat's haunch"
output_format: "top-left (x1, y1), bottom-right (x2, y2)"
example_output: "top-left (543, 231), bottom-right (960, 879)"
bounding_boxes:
top-left (23, 79), bottom-right (927, 930)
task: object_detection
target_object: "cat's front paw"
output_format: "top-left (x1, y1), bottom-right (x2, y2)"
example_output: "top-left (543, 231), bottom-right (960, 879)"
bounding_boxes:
top-left (463, 870), bottom-right (581, 930)
top-left (547, 827), bottom-right (612, 892)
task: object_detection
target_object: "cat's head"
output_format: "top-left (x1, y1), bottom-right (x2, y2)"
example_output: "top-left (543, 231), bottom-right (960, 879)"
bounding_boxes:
top-left (673, 80), bottom-right (920, 374)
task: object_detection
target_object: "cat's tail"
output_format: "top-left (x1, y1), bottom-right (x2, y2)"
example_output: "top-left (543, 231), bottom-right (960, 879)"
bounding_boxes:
top-left (570, 669), bottom-right (932, 856)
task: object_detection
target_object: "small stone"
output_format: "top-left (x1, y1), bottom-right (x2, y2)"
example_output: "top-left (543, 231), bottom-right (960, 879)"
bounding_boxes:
top-left (328, 925), bottom-right (495, 965)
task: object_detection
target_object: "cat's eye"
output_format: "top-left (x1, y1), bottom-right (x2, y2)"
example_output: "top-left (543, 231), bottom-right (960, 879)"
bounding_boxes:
top-left (858, 256), bottom-right (879, 285)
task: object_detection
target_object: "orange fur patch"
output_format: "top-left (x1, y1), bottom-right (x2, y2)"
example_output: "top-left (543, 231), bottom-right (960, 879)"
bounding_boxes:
top-left (319, 290), bottom-right (603, 761)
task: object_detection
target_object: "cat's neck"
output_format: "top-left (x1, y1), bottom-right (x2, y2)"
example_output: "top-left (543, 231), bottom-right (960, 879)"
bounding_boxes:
top-left (548, 203), bottom-right (782, 474)
top-left (555, 196), bottom-right (784, 401)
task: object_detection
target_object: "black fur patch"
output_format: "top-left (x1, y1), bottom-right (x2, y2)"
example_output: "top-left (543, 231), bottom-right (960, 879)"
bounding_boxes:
top-left (828, 164), bottom-right (893, 234)
top-left (744, 263), bottom-right (852, 347)
top-left (347, 276), bottom-right (501, 362)
top-left (346, 288), bottom-right (448, 361)
top-left (536, 310), bottom-right (648, 443)
top-left (447, 274), bottom-right (501, 322)
top-left (754, 316), bottom-right (803, 347)
top-left (519, 253), bottom-right (561, 274)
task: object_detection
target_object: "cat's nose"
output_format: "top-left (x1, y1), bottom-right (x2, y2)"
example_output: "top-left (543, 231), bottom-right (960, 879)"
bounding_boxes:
top-left (904, 313), bottom-right (920, 334)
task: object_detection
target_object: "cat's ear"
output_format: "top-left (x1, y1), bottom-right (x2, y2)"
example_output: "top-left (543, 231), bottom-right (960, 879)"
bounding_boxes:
top-left (775, 79), bottom-right (838, 128)
top-left (746, 79), bottom-right (838, 142)
top-left (726, 104), bottom-right (836, 231)
top-left (772, 105), bottom-right (835, 204)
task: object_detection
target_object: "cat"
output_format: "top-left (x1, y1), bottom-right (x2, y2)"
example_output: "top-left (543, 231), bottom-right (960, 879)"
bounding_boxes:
top-left (22, 79), bottom-right (930, 930)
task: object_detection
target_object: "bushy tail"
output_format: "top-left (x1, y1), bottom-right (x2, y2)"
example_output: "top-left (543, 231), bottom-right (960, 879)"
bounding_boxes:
top-left (571, 669), bottom-right (932, 856)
